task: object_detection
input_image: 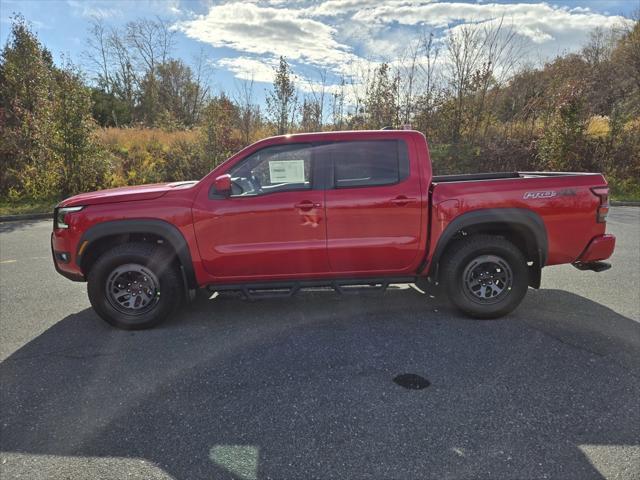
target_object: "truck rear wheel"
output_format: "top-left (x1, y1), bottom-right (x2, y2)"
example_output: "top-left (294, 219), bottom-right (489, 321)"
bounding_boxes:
top-left (87, 242), bottom-right (181, 329)
top-left (441, 235), bottom-right (529, 319)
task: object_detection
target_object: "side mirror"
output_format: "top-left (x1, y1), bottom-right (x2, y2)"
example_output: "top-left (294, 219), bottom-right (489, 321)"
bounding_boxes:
top-left (214, 174), bottom-right (232, 197)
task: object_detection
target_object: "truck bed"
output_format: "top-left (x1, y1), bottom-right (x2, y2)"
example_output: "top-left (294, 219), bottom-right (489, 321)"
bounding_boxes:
top-left (432, 171), bottom-right (601, 183)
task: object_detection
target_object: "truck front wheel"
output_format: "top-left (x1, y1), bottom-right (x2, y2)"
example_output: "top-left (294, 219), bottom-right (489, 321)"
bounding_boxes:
top-left (87, 242), bottom-right (181, 329)
top-left (441, 235), bottom-right (529, 319)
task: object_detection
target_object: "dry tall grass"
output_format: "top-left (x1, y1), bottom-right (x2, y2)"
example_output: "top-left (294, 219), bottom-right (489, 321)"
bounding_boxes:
top-left (95, 127), bottom-right (200, 151)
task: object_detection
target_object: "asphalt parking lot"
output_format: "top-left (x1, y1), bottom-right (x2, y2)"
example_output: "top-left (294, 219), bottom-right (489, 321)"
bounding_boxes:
top-left (1, 208), bottom-right (639, 480)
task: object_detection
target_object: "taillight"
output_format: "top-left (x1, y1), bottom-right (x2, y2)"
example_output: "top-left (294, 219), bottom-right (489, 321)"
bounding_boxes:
top-left (591, 186), bottom-right (609, 223)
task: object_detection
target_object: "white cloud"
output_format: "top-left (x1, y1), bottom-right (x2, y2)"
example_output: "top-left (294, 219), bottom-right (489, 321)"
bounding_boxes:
top-left (67, 0), bottom-right (183, 19)
top-left (215, 56), bottom-right (279, 84)
top-left (310, 0), bottom-right (436, 17)
top-left (352, 2), bottom-right (631, 44)
top-left (178, 2), bottom-right (358, 70)
top-left (177, 1), bottom-right (634, 87)
top-left (216, 56), bottom-right (353, 95)
top-left (67, 0), bottom-right (121, 19)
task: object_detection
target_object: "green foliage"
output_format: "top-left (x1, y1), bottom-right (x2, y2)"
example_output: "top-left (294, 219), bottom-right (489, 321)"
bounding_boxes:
top-left (1, 15), bottom-right (639, 205)
top-left (90, 87), bottom-right (132, 127)
top-left (0, 15), bottom-right (59, 199)
top-left (54, 62), bottom-right (110, 196)
top-left (200, 95), bottom-right (243, 169)
top-left (537, 82), bottom-right (587, 171)
top-left (0, 16), bottom-right (109, 200)
top-left (363, 63), bottom-right (400, 129)
top-left (164, 139), bottom-right (209, 181)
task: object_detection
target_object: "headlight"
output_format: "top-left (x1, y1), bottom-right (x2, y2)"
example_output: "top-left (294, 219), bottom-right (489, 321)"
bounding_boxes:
top-left (54, 206), bottom-right (84, 229)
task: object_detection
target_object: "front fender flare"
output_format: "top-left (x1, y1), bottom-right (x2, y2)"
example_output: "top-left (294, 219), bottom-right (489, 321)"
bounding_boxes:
top-left (76, 219), bottom-right (197, 288)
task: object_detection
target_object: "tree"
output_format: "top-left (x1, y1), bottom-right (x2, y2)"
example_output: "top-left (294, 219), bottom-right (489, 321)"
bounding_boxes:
top-left (53, 60), bottom-right (109, 196)
top-left (84, 17), bottom-right (180, 126)
top-left (537, 82), bottom-right (588, 171)
top-left (234, 77), bottom-right (261, 143)
top-left (139, 59), bottom-right (209, 127)
top-left (266, 56), bottom-right (297, 134)
top-left (300, 97), bottom-right (322, 132)
top-left (0, 15), bottom-right (59, 198)
top-left (301, 68), bottom-right (328, 131)
top-left (125, 17), bottom-right (175, 73)
top-left (363, 63), bottom-right (399, 128)
top-left (330, 76), bottom-right (346, 130)
top-left (200, 95), bottom-right (241, 168)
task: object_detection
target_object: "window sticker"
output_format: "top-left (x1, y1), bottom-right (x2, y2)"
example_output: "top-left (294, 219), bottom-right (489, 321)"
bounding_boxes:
top-left (268, 160), bottom-right (306, 183)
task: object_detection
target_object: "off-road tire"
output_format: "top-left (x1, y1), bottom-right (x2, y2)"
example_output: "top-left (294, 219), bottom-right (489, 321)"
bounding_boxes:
top-left (87, 242), bottom-right (181, 329)
top-left (441, 235), bottom-right (529, 319)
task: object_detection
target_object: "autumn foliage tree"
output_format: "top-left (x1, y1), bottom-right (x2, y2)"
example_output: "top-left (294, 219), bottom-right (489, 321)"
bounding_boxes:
top-left (1, 14), bottom-right (639, 203)
top-left (266, 56), bottom-right (297, 135)
top-left (0, 16), bottom-right (106, 199)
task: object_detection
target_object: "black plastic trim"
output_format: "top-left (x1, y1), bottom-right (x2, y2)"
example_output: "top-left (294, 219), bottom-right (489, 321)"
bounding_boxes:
top-left (572, 261), bottom-right (611, 272)
top-left (76, 219), bottom-right (197, 288)
top-left (207, 276), bottom-right (417, 300)
top-left (428, 208), bottom-right (548, 275)
top-left (433, 172), bottom-right (520, 183)
top-left (51, 237), bottom-right (84, 282)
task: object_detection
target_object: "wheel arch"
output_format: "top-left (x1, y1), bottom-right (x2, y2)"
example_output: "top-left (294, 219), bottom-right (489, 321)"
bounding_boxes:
top-left (428, 208), bottom-right (547, 288)
top-left (76, 219), bottom-right (197, 289)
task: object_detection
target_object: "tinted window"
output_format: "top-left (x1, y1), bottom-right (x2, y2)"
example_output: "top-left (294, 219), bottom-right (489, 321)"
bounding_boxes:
top-left (332, 140), bottom-right (408, 188)
top-left (229, 144), bottom-right (312, 196)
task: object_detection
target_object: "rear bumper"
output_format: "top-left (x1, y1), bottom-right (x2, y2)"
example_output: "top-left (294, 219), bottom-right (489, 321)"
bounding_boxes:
top-left (576, 234), bottom-right (616, 263)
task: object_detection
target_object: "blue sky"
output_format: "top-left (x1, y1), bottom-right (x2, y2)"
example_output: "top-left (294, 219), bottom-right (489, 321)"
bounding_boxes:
top-left (1, 0), bottom-right (637, 103)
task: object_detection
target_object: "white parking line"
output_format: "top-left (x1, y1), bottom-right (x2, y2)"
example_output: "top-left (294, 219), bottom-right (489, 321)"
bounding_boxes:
top-left (1, 257), bottom-right (49, 264)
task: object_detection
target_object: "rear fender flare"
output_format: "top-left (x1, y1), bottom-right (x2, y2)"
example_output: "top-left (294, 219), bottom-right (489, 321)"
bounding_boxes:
top-left (428, 208), bottom-right (548, 283)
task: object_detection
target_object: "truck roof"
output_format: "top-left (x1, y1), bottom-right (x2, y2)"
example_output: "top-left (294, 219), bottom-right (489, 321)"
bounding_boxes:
top-left (263, 129), bottom-right (425, 143)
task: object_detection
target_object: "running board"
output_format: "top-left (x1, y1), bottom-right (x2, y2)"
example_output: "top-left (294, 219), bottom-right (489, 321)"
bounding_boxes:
top-left (207, 277), bottom-right (417, 301)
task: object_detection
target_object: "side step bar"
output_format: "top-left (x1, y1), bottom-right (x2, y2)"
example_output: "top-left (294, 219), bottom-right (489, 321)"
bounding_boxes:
top-left (572, 261), bottom-right (611, 272)
top-left (207, 277), bottom-right (417, 301)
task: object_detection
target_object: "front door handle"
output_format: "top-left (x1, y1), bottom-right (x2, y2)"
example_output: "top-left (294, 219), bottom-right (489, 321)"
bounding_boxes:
top-left (294, 201), bottom-right (321, 211)
top-left (390, 196), bottom-right (416, 206)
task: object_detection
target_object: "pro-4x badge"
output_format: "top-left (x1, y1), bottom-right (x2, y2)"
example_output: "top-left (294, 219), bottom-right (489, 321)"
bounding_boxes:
top-left (523, 191), bottom-right (557, 200)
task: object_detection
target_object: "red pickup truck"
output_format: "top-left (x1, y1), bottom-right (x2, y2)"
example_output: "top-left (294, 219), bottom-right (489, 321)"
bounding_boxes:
top-left (52, 130), bottom-right (615, 329)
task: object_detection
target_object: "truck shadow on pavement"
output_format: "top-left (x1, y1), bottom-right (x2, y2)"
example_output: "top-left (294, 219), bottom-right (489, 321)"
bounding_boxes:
top-left (1, 288), bottom-right (639, 479)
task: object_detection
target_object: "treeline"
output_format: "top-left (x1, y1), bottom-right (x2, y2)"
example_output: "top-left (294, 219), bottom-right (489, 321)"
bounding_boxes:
top-left (1, 14), bottom-right (639, 202)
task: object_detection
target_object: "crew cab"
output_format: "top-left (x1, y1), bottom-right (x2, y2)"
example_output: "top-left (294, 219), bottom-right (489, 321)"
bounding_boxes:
top-left (51, 130), bottom-right (616, 329)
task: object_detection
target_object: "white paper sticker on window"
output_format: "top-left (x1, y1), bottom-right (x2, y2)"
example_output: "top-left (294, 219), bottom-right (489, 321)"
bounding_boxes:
top-left (269, 160), bottom-right (306, 183)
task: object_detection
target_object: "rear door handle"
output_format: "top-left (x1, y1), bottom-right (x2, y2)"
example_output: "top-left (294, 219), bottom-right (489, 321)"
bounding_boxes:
top-left (390, 196), bottom-right (416, 206)
top-left (294, 201), bottom-right (321, 211)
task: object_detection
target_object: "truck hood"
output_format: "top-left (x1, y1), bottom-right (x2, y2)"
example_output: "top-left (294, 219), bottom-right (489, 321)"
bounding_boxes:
top-left (58, 181), bottom-right (198, 207)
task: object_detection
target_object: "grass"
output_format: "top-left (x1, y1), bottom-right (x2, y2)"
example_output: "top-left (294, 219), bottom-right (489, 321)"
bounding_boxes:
top-left (95, 127), bottom-right (199, 150)
top-left (0, 197), bottom-right (58, 216)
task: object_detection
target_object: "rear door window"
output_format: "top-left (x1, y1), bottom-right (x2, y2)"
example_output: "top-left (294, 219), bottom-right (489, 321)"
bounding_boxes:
top-left (331, 140), bottom-right (409, 188)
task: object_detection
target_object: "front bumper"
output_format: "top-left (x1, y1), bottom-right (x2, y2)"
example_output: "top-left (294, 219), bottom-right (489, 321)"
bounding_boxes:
top-left (51, 232), bottom-right (85, 282)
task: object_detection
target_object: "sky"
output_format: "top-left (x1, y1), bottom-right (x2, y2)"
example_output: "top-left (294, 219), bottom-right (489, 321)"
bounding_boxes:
top-left (0, 0), bottom-right (637, 103)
